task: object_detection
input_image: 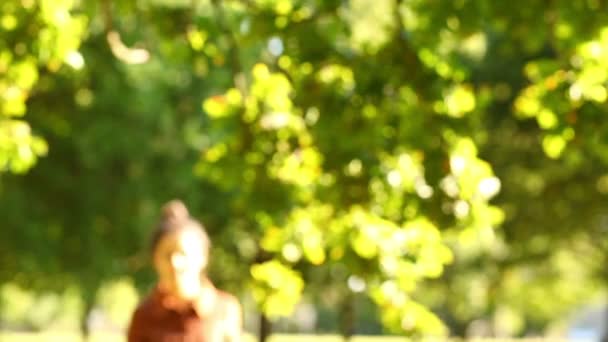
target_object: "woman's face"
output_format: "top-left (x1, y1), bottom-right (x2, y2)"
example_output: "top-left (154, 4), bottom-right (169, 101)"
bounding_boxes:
top-left (153, 228), bottom-right (208, 300)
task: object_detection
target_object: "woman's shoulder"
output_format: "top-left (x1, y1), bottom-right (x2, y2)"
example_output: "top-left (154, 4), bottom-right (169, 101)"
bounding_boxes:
top-left (215, 289), bottom-right (238, 304)
top-left (132, 289), bottom-right (164, 319)
top-left (128, 292), bottom-right (161, 339)
top-left (213, 289), bottom-right (241, 317)
top-left (130, 300), bottom-right (151, 325)
top-left (212, 288), bottom-right (242, 338)
top-left (201, 278), bottom-right (239, 310)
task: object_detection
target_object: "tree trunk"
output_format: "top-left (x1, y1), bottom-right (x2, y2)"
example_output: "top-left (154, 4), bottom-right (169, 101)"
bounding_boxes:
top-left (602, 299), bottom-right (608, 342)
top-left (339, 293), bottom-right (355, 341)
top-left (80, 288), bottom-right (96, 342)
top-left (258, 312), bottom-right (271, 342)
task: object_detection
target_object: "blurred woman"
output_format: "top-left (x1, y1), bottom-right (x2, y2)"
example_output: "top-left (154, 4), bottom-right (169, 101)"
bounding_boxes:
top-left (128, 200), bottom-right (242, 342)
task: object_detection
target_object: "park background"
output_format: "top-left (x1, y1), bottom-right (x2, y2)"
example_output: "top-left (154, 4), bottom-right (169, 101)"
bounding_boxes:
top-left (1, 0), bottom-right (608, 340)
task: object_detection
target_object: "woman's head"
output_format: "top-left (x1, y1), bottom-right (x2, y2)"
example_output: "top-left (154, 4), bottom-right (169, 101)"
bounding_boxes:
top-left (151, 200), bottom-right (210, 299)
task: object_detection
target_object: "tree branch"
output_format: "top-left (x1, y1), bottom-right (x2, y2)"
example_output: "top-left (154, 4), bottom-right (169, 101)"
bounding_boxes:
top-left (210, 0), bottom-right (248, 97)
top-left (101, 0), bottom-right (150, 65)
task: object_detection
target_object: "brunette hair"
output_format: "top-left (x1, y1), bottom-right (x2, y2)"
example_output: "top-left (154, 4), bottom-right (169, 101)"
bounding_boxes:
top-left (150, 199), bottom-right (210, 254)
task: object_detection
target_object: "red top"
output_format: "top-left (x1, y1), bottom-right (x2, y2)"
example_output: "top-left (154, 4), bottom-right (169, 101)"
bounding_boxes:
top-left (127, 286), bottom-right (239, 342)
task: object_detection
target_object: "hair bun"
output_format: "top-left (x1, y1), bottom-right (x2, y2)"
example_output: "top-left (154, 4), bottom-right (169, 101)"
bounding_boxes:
top-left (161, 199), bottom-right (189, 222)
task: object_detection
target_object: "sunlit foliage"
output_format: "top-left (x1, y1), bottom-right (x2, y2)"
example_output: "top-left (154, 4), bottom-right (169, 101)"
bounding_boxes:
top-left (2, 0), bottom-right (608, 339)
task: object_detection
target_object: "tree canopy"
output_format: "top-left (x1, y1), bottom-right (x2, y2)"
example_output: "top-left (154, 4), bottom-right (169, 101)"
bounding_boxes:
top-left (2, 0), bottom-right (608, 338)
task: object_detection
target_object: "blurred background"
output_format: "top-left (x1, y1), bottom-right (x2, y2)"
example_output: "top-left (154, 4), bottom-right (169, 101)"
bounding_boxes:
top-left (1, 0), bottom-right (608, 341)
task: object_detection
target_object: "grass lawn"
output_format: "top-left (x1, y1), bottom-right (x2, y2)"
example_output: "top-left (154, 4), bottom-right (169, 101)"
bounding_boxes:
top-left (0, 332), bottom-right (569, 341)
top-left (0, 333), bottom-right (407, 342)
